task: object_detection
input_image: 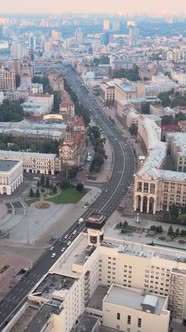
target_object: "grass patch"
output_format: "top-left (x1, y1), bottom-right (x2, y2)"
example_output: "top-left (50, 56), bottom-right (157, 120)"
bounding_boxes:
top-left (25, 198), bottom-right (38, 206)
top-left (46, 188), bottom-right (87, 204)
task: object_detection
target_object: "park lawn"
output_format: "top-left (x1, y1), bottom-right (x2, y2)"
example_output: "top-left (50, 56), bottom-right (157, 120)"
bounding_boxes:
top-left (46, 188), bottom-right (87, 204)
top-left (25, 198), bottom-right (38, 206)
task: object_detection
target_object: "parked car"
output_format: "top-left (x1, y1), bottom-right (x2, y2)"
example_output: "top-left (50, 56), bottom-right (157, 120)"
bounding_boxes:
top-left (51, 253), bottom-right (56, 258)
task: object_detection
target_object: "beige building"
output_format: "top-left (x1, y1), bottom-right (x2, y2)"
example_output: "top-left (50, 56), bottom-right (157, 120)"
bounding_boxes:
top-left (8, 219), bottom-right (186, 332)
top-left (0, 160), bottom-right (23, 195)
top-left (115, 79), bottom-right (137, 103)
top-left (166, 132), bottom-right (186, 172)
top-left (134, 115), bottom-right (186, 213)
top-left (0, 151), bottom-right (58, 175)
top-left (100, 81), bottom-right (115, 105)
top-left (0, 67), bottom-right (16, 91)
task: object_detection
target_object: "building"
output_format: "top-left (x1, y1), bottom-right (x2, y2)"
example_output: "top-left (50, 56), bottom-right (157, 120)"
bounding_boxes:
top-left (115, 79), bottom-right (137, 104)
top-left (75, 28), bottom-right (83, 46)
top-left (7, 218), bottom-right (186, 332)
top-left (133, 115), bottom-right (186, 213)
top-left (100, 81), bottom-right (115, 106)
top-left (166, 132), bottom-right (186, 172)
top-left (0, 151), bottom-right (58, 175)
top-left (128, 21), bottom-right (138, 47)
top-left (0, 67), bottom-right (16, 91)
top-left (20, 57), bottom-right (34, 84)
top-left (45, 69), bottom-right (64, 91)
top-left (59, 90), bottom-right (75, 119)
top-left (59, 128), bottom-right (85, 167)
top-left (0, 159), bottom-right (23, 195)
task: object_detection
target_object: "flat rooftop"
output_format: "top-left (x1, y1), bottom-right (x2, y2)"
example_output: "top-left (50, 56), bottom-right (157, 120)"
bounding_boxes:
top-left (73, 314), bottom-right (99, 332)
top-left (87, 285), bottom-right (109, 311)
top-left (50, 233), bottom-right (89, 278)
top-left (104, 285), bottom-right (167, 315)
top-left (102, 237), bottom-right (186, 263)
top-left (32, 273), bottom-right (75, 300)
top-left (24, 304), bottom-right (59, 332)
top-left (0, 160), bottom-right (19, 172)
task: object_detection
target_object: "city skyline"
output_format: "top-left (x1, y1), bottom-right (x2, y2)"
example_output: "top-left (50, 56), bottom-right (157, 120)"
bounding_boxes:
top-left (0, 0), bottom-right (186, 15)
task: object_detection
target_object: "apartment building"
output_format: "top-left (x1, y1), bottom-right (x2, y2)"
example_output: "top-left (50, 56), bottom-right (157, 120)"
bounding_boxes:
top-left (8, 217), bottom-right (186, 332)
top-left (133, 115), bottom-right (186, 213)
top-left (0, 67), bottom-right (16, 91)
top-left (0, 159), bottom-right (23, 195)
top-left (115, 79), bottom-right (137, 103)
top-left (0, 150), bottom-right (58, 175)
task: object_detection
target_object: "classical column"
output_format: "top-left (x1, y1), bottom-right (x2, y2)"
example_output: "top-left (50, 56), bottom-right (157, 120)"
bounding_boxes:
top-left (147, 198), bottom-right (150, 214)
top-left (140, 196), bottom-right (143, 212)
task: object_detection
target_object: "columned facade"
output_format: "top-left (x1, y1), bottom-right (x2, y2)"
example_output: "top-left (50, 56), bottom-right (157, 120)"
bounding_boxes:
top-left (0, 160), bottom-right (23, 195)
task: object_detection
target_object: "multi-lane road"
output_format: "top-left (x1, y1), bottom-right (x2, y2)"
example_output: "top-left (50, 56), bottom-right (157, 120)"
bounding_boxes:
top-left (0, 66), bottom-right (135, 330)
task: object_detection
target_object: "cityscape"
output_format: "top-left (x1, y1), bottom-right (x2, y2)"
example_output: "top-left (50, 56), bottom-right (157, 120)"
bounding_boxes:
top-left (0, 2), bottom-right (186, 332)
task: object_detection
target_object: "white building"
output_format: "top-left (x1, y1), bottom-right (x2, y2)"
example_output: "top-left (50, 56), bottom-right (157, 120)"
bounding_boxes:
top-left (0, 159), bottom-right (23, 195)
top-left (0, 151), bottom-right (58, 175)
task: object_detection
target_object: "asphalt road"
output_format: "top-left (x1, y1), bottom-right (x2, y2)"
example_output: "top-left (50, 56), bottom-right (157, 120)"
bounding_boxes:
top-left (0, 66), bottom-right (135, 330)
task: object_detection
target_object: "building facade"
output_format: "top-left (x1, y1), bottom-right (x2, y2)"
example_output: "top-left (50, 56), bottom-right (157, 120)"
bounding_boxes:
top-left (0, 160), bottom-right (23, 195)
top-left (0, 67), bottom-right (16, 91)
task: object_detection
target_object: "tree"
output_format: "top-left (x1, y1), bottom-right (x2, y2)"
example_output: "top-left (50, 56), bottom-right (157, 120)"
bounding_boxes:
top-left (15, 74), bottom-right (21, 88)
top-left (156, 225), bottom-right (163, 233)
top-left (175, 228), bottom-right (180, 236)
top-left (158, 91), bottom-right (172, 107)
top-left (168, 226), bottom-right (173, 235)
top-left (61, 179), bottom-right (71, 190)
top-left (40, 174), bottom-right (45, 187)
top-left (150, 225), bottom-right (156, 231)
top-left (46, 177), bottom-right (50, 188)
top-left (76, 183), bottom-right (84, 192)
top-left (52, 185), bottom-right (57, 194)
top-left (37, 180), bottom-right (40, 187)
top-left (129, 124), bottom-right (138, 136)
top-left (0, 99), bottom-right (24, 122)
top-left (36, 189), bottom-right (40, 197)
top-left (29, 188), bottom-right (34, 197)
top-left (124, 220), bottom-right (128, 227)
top-left (141, 102), bottom-right (150, 114)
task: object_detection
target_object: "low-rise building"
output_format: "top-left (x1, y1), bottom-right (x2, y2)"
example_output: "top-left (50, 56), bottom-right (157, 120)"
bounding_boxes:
top-left (59, 129), bottom-right (85, 167)
top-left (0, 160), bottom-right (23, 195)
top-left (0, 151), bottom-right (58, 175)
top-left (166, 132), bottom-right (186, 172)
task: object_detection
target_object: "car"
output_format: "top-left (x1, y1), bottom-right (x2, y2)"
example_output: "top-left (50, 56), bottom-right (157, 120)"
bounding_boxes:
top-left (64, 234), bottom-right (68, 239)
top-left (51, 253), bottom-right (56, 258)
top-left (33, 177), bottom-right (40, 180)
top-left (67, 241), bottom-right (71, 246)
top-left (83, 202), bottom-right (90, 208)
top-left (61, 247), bottom-right (66, 252)
top-left (72, 230), bottom-right (77, 235)
top-left (50, 246), bottom-right (54, 251)
top-left (105, 189), bottom-right (108, 193)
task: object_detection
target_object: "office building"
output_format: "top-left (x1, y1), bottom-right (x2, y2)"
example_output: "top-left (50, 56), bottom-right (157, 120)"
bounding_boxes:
top-left (128, 21), bottom-right (138, 48)
top-left (103, 19), bottom-right (110, 31)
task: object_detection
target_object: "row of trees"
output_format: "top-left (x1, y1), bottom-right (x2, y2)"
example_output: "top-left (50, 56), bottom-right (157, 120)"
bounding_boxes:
top-left (0, 99), bottom-right (24, 122)
top-left (88, 126), bottom-right (107, 173)
top-left (112, 65), bottom-right (141, 81)
top-left (0, 135), bottom-right (59, 155)
top-left (158, 90), bottom-right (186, 108)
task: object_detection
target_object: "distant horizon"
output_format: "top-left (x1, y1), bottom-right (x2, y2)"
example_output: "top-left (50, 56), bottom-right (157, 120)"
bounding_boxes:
top-left (0, 1), bottom-right (186, 16)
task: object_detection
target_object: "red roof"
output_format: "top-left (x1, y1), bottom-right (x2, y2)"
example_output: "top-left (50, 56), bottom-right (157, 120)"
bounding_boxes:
top-left (161, 124), bottom-right (180, 131)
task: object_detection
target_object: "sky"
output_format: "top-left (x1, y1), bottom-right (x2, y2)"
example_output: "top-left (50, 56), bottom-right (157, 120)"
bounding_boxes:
top-left (0, 0), bottom-right (186, 15)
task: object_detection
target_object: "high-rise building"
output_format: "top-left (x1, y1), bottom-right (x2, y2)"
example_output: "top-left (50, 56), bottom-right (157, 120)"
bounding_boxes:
top-left (103, 19), bottom-right (110, 31)
top-left (28, 33), bottom-right (36, 50)
top-left (0, 66), bottom-right (16, 91)
top-left (74, 27), bottom-right (83, 46)
top-left (52, 30), bottom-right (62, 41)
top-left (128, 21), bottom-right (138, 48)
top-left (112, 18), bottom-right (120, 32)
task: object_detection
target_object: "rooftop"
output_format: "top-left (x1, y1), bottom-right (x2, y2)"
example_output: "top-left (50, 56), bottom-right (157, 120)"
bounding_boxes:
top-left (104, 285), bottom-right (167, 316)
top-left (32, 273), bottom-right (75, 300)
top-left (72, 314), bottom-right (99, 332)
top-left (87, 285), bottom-right (109, 311)
top-left (24, 304), bottom-right (59, 332)
top-left (0, 150), bottom-right (56, 159)
top-left (0, 160), bottom-right (19, 172)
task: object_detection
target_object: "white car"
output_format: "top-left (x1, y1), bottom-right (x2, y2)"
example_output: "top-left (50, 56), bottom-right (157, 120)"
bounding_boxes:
top-left (72, 230), bottom-right (77, 235)
top-left (50, 246), bottom-right (54, 251)
top-left (51, 253), bottom-right (56, 258)
top-left (61, 247), bottom-right (66, 252)
top-left (67, 241), bottom-right (71, 246)
top-left (64, 234), bottom-right (68, 239)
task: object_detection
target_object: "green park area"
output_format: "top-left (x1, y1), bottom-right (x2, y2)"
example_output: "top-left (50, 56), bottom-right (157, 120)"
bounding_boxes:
top-left (46, 187), bottom-right (87, 204)
top-left (25, 198), bottom-right (39, 206)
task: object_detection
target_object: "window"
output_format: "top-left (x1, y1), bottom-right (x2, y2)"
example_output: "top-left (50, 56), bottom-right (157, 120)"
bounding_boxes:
top-left (117, 313), bottom-right (120, 320)
top-left (138, 318), bottom-right (142, 328)
top-left (127, 315), bottom-right (131, 325)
